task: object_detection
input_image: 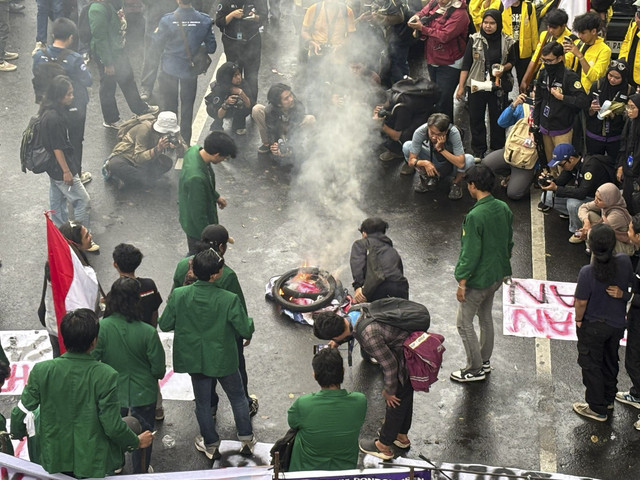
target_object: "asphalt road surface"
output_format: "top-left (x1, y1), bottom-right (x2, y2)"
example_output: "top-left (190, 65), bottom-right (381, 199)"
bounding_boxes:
top-left (0, 3), bottom-right (638, 479)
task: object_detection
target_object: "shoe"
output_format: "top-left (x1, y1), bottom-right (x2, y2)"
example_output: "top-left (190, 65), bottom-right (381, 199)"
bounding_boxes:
top-left (87, 241), bottom-right (100, 252)
top-left (155, 406), bottom-right (165, 421)
top-left (142, 104), bottom-right (159, 115)
top-left (139, 87), bottom-right (150, 102)
top-left (569, 233), bottom-right (585, 244)
top-left (400, 163), bottom-right (415, 175)
top-left (482, 360), bottom-right (492, 374)
top-left (450, 368), bottom-right (486, 383)
top-left (393, 437), bottom-right (411, 449)
top-left (608, 403), bottom-right (614, 410)
top-left (572, 402), bottom-right (607, 422)
top-left (448, 183), bottom-right (463, 200)
top-left (239, 435), bottom-right (256, 456)
top-left (80, 171), bottom-right (92, 185)
top-left (194, 435), bottom-right (221, 460)
top-left (32, 41), bottom-right (46, 56)
top-left (415, 175), bottom-right (438, 193)
top-left (616, 391), bottom-right (640, 409)
top-left (235, 128), bottom-right (247, 135)
top-left (379, 149), bottom-right (403, 162)
top-left (3, 51), bottom-right (18, 61)
top-left (9, 2), bottom-right (25, 12)
top-left (249, 394), bottom-right (259, 417)
top-left (558, 213), bottom-right (569, 219)
top-left (147, 465), bottom-right (154, 473)
top-left (537, 202), bottom-right (551, 213)
top-left (103, 119), bottom-right (123, 130)
top-left (0, 61), bottom-right (17, 72)
top-left (101, 160), bottom-right (111, 180)
top-left (359, 438), bottom-right (394, 460)
top-left (258, 144), bottom-right (270, 154)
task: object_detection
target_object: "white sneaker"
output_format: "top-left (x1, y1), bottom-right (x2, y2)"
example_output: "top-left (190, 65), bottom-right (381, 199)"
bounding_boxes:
top-left (87, 241), bottom-right (100, 252)
top-left (4, 52), bottom-right (19, 61)
top-left (32, 41), bottom-right (46, 57)
top-left (103, 119), bottom-right (123, 130)
top-left (80, 171), bottom-right (92, 184)
top-left (0, 61), bottom-right (17, 72)
top-left (194, 435), bottom-right (220, 460)
top-left (239, 435), bottom-right (256, 456)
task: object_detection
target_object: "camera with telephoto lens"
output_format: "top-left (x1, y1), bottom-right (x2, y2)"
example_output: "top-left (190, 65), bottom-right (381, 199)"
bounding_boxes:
top-left (538, 174), bottom-right (554, 187)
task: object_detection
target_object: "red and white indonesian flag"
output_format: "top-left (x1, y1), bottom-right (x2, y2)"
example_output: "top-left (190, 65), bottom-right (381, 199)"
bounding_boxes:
top-left (45, 214), bottom-right (99, 354)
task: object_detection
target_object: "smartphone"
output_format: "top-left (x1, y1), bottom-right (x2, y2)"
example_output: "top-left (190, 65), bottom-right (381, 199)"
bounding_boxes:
top-left (564, 35), bottom-right (573, 43)
top-left (524, 96), bottom-right (534, 105)
top-left (313, 344), bottom-right (330, 354)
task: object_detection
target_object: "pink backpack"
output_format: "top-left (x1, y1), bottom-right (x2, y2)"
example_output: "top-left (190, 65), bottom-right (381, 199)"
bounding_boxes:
top-left (403, 331), bottom-right (445, 392)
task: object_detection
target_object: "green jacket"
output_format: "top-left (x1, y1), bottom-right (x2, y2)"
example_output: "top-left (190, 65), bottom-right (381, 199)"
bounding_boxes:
top-left (288, 389), bottom-right (367, 471)
top-left (89, 1), bottom-right (122, 67)
top-left (11, 353), bottom-right (139, 478)
top-left (172, 260), bottom-right (247, 312)
top-left (92, 313), bottom-right (166, 407)
top-left (159, 281), bottom-right (254, 377)
top-left (455, 195), bottom-right (513, 289)
top-left (178, 146), bottom-right (220, 239)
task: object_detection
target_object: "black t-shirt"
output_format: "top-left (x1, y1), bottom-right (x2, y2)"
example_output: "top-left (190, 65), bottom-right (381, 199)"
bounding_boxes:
top-left (138, 277), bottom-right (163, 326)
top-left (40, 108), bottom-right (78, 180)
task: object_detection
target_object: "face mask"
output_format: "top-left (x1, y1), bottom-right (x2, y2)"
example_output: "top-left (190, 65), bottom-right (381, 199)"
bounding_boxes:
top-left (545, 62), bottom-right (563, 75)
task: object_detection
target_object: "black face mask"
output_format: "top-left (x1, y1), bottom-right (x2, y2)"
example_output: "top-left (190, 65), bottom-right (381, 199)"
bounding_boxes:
top-left (544, 62), bottom-right (563, 76)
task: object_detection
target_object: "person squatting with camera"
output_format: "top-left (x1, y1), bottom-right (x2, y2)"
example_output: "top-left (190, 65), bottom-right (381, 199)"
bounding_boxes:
top-left (205, 61), bottom-right (255, 136)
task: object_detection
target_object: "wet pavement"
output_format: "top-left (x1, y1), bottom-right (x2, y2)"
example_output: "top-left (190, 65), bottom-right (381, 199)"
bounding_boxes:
top-left (0, 2), bottom-right (638, 479)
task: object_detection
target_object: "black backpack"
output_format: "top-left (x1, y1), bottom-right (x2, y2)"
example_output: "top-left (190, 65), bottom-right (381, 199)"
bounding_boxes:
top-left (20, 116), bottom-right (54, 174)
top-left (32, 49), bottom-right (72, 104)
top-left (353, 297), bottom-right (431, 340)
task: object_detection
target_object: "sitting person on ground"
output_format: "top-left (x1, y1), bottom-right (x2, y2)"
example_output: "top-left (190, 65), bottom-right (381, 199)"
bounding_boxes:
top-left (577, 182), bottom-right (636, 256)
top-left (350, 217), bottom-right (409, 303)
top-left (538, 143), bottom-right (617, 242)
top-left (103, 111), bottom-right (187, 189)
top-left (481, 92), bottom-right (537, 201)
top-left (374, 77), bottom-right (439, 162)
top-left (401, 112), bottom-right (474, 200)
top-left (585, 59), bottom-right (631, 157)
top-left (287, 348), bottom-right (367, 471)
top-left (251, 83), bottom-right (315, 157)
top-left (205, 61), bottom-right (254, 135)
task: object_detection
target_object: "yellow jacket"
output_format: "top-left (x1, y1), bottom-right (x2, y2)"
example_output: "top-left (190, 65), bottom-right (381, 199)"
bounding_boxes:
top-left (531, 27), bottom-right (573, 67)
top-left (619, 20), bottom-right (640, 86)
top-left (469, 0), bottom-right (500, 31)
top-left (565, 36), bottom-right (611, 92)
top-left (500, 1), bottom-right (538, 59)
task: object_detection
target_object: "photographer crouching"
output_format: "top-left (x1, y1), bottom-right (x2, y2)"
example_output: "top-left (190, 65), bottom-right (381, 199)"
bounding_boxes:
top-left (103, 111), bottom-right (187, 189)
top-left (205, 62), bottom-right (254, 136)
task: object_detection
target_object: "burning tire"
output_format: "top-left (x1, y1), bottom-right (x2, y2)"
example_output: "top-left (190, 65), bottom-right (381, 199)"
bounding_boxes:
top-left (271, 267), bottom-right (337, 313)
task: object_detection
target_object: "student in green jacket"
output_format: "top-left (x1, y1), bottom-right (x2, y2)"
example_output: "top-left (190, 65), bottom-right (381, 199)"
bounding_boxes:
top-left (171, 224), bottom-right (259, 417)
top-left (93, 277), bottom-right (166, 473)
top-left (451, 165), bottom-right (513, 383)
top-left (160, 249), bottom-right (255, 460)
top-left (11, 309), bottom-right (153, 478)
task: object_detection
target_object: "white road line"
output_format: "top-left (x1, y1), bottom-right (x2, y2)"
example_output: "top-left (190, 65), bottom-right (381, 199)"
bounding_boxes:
top-left (530, 191), bottom-right (557, 472)
top-left (175, 53), bottom-right (227, 170)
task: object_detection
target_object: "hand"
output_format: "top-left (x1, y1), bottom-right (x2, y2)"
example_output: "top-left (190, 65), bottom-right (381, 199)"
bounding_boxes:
top-left (550, 87), bottom-right (564, 100)
top-left (382, 389), bottom-right (401, 408)
top-left (606, 285), bottom-right (624, 299)
top-left (354, 287), bottom-right (367, 303)
top-left (104, 65), bottom-right (115, 76)
top-left (309, 40), bottom-right (321, 56)
top-left (513, 93), bottom-right (527, 107)
top-left (455, 85), bottom-right (465, 101)
top-left (226, 94), bottom-right (238, 105)
top-left (540, 181), bottom-right (557, 192)
top-left (590, 100), bottom-right (601, 113)
top-left (138, 431), bottom-right (153, 449)
top-left (617, 166), bottom-right (624, 182)
top-left (231, 8), bottom-right (244, 19)
top-left (270, 143), bottom-right (282, 156)
top-left (157, 136), bottom-right (170, 151)
top-left (243, 339), bottom-right (251, 347)
top-left (230, 86), bottom-right (243, 96)
top-left (216, 196), bottom-right (227, 209)
top-left (373, 105), bottom-right (383, 118)
top-left (328, 340), bottom-right (339, 348)
top-left (435, 135), bottom-right (446, 152)
top-left (422, 160), bottom-right (438, 177)
top-left (456, 285), bottom-right (466, 302)
top-left (63, 171), bottom-right (73, 186)
top-left (407, 15), bottom-right (421, 30)
top-left (563, 41), bottom-right (579, 56)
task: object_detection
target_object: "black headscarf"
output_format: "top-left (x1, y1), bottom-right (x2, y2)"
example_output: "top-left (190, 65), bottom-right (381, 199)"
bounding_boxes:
top-left (481, 9), bottom-right (502, 40)
top-left (481, 9), bottom-right (503, 70)
top-left (600, 59), bottom-right (629, 101)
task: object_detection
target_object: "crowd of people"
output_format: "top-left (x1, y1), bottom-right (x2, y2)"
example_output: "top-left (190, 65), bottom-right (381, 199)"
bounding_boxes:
top-left (2, 0), bottom-right (640, 476)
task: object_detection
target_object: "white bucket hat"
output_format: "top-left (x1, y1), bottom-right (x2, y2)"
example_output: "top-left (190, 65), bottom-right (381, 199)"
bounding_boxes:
top-left (153, 111), bottom-right (180, 134)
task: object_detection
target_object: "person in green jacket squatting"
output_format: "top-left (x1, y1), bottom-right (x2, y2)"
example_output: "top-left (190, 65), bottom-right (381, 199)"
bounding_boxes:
top-left (178, 131), bottom-right (237, 256)
top-left (160, 248), bottom-right (256, 460)
top-left (11, 309), bottom-right (153, 478)
top-left (172, 224), bottom-right (259, 417)
top-left (287, 347), bottom-right (367, 471)
top-left (451, 165), bottom-right (513, 383)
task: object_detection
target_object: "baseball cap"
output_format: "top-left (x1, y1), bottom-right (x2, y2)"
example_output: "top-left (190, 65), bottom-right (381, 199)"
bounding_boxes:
top-left (201, 224), bottom-right (234, 245)
top-left (548, 144), bottom-right (576, 167)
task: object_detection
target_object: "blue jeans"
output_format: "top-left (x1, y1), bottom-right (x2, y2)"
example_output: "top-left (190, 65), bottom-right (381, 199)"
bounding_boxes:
top-left (49, 175), bottom-right (91, 228)
top-left (190, 371), bottom-right (252, 446)
top-left (121, 404), bottom-right (155, 473)
top-left (402, 141), bottom-right (474, 178)
top-left (540, 193), bottom-right (591, 233)
top-left (36, 0), bottom-right (64, 43)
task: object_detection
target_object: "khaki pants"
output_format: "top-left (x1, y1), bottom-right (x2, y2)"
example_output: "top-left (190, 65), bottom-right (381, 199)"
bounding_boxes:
top-left (542, 130), bottom-right (573, 162)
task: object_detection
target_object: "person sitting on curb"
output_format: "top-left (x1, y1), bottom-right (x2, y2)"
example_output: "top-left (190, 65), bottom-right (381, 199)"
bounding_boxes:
top-left (401, 113), bottom-right (474, 200)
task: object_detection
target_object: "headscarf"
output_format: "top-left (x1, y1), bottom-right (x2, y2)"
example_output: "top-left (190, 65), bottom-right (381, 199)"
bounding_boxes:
top-left (600, 60), bottom-right (629, 102)
top-left (596, 183), bottom-right (632, 242)
top-left (630, 93), bottom-right (640, 110)
top-left (481, 9), bottom-right (502, 40)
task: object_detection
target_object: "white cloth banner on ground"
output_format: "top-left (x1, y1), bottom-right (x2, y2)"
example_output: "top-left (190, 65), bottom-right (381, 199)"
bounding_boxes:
top-left (502, 278), bottom-right (627, 345)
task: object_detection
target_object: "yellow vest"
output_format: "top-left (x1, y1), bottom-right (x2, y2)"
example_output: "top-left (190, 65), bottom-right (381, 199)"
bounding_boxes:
top-left (619, 20), bottom-right (640, 87)
top-left (500, 1), bottom-right (538, 59)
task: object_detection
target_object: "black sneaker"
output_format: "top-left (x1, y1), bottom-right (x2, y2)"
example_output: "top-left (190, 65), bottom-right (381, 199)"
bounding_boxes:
top-left (249, 394), bottom-right (259, 417)
top-left (482, 361), bottom-right (492, 374)
top-left (537, 202), bottom-right (551, 213)
top-left (450, 368), bottom-right (486, 383)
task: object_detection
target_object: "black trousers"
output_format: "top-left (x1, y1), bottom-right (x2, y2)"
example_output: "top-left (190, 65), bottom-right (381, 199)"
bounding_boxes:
top-left (621, 175), bottom-right (637, 216)
top-left (626, 308), bottom-right (640, 397)
top-left (577, 320), bottom-right (624, 415)
top-left (222, 35), bottom-right (261, 104)
top-left (96, 53), bottom-right (148, 124)
top-left (468, 89), bottom-right (505, 158)
top-left (379, 379), bottom-right (414, 446)
top-left (158, 72), bottom-right (198, 145)
top-left (108, 154), bottom-right (173, 187)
